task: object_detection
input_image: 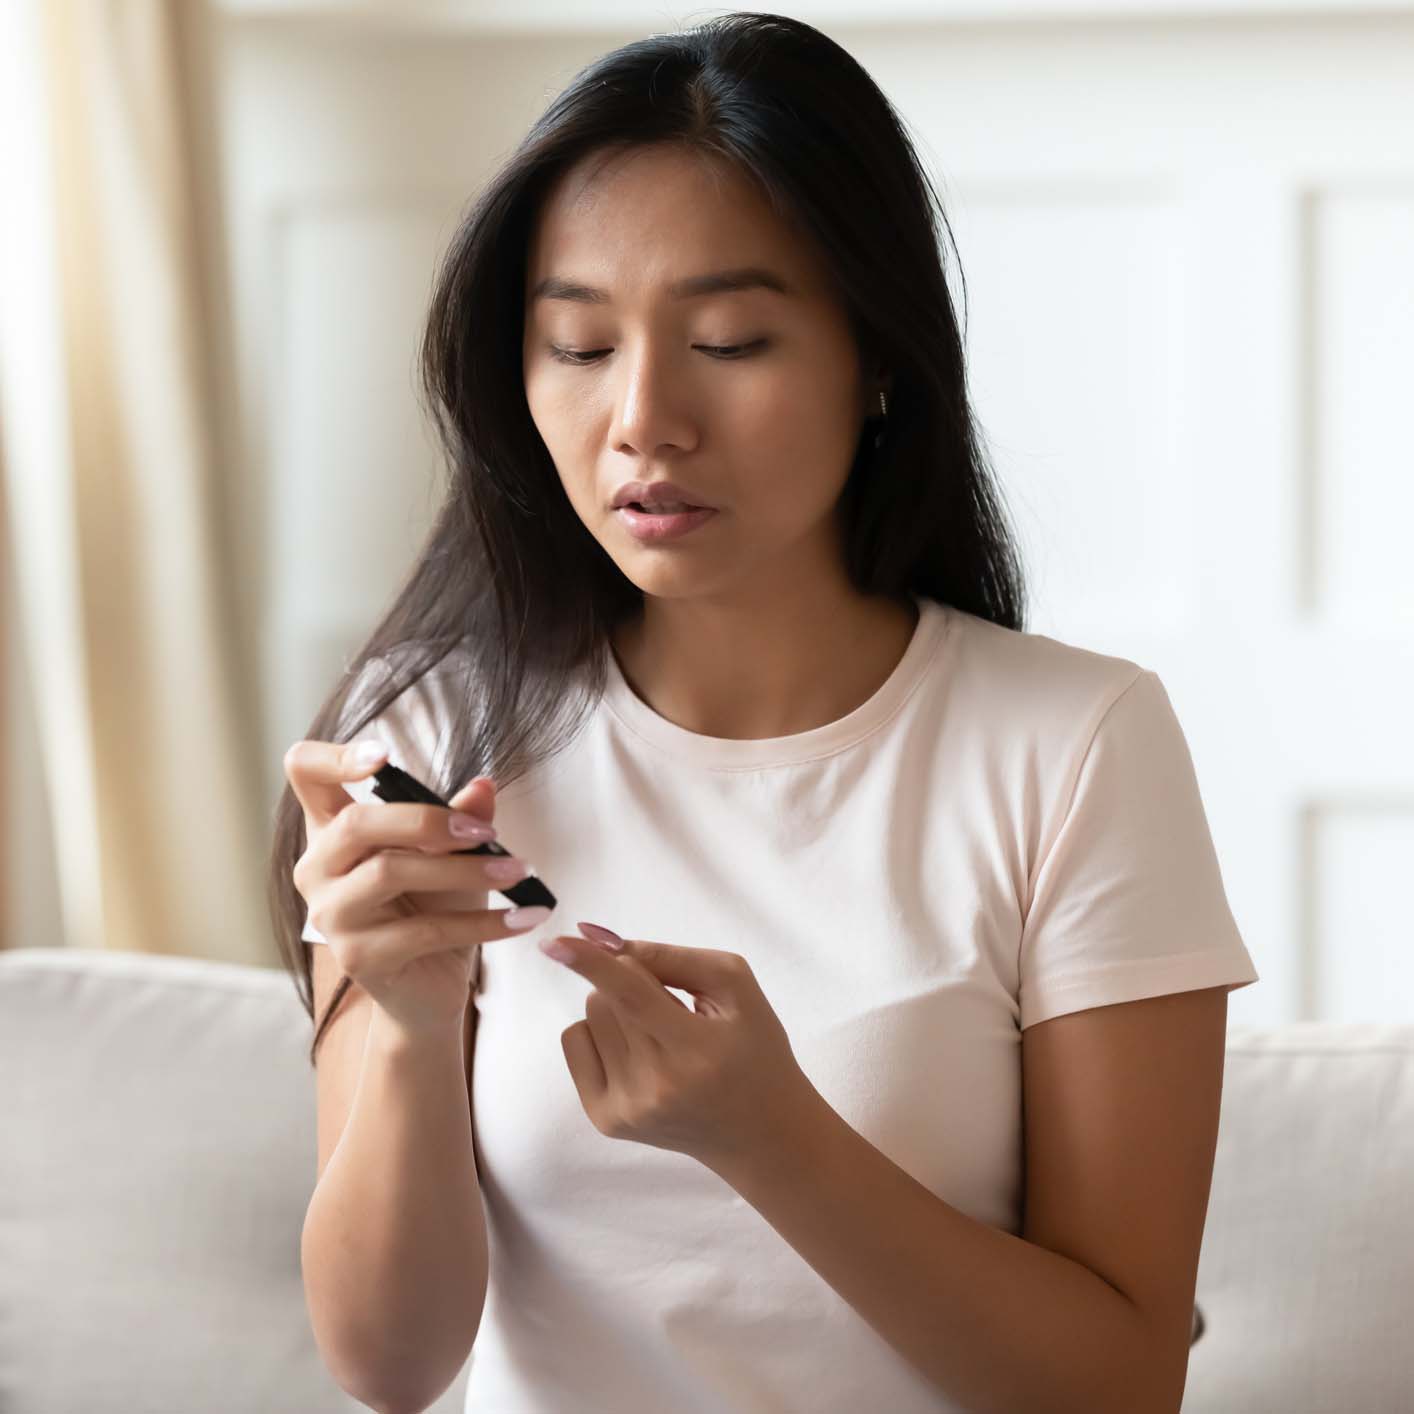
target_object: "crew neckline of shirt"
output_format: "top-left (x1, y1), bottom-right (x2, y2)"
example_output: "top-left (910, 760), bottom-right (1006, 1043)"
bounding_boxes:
top-left (600, 593), bottom-right (951, 770)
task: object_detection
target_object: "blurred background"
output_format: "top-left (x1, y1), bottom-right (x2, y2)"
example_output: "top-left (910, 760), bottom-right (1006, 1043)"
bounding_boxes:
top-left (1, 0), bottom-right (1410, 1025)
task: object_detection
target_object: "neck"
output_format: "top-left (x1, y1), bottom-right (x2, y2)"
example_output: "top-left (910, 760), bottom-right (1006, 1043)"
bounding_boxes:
top-left (610, 585), bottom-right (919, 741)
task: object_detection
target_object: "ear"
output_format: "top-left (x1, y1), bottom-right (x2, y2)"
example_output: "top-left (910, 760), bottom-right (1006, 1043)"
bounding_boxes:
top-left (865, 357), bottom-right (892, 401)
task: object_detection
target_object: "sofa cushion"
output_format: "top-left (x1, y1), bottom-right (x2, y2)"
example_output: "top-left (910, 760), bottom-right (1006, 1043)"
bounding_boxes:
top-left (0, 948), bottom-right (470, 1413)
top-left (1182, 1021), bottom-right (1414, 1409)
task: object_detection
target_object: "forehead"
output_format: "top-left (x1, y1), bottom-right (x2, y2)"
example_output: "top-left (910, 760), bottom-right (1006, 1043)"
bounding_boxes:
top-left (525, 145), bottom-right (827, 301)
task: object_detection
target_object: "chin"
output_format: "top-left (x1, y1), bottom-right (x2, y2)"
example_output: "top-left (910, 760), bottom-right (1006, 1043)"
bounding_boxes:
top-left (615, 568), bottom-right (701, 597)
top-left (610, 556), bottom-right (726, 598)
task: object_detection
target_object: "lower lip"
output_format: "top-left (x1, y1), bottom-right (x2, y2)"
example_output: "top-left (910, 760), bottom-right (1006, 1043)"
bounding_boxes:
top-left (616, 506), bottom-right (718, 541)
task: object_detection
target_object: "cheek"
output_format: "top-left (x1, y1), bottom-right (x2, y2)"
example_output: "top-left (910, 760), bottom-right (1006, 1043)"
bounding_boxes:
top-left (523, 370), bottom-right (572, 445)
top-left (759, 343), bottom-right (862, 443)
top-left (524, 382), bottom-right (595, 490)
top-left (745, 380), bottom-right (861, 511)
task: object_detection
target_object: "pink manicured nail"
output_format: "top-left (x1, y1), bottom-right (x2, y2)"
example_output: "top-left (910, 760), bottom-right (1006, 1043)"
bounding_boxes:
top-left (484, 856), bottom-right (531, 883)
top-left (504, 905), bottom-right (551, 931)
top-left (577, 921), bottom-right (624, 952)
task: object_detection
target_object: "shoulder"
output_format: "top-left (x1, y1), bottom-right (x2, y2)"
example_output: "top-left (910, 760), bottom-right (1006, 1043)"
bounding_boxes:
top-left (938, 603), bottom-right (1150, 758)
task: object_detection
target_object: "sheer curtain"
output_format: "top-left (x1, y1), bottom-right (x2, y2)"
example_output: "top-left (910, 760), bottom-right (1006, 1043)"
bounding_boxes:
top-left (0, 0), bottom-right (268, 964)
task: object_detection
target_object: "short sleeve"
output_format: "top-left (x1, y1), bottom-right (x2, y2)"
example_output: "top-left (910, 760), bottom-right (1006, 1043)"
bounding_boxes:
top-left (1018, 668), bottom-right (1259, 1030)
top-left (300, 653), bottom-right (445, 948)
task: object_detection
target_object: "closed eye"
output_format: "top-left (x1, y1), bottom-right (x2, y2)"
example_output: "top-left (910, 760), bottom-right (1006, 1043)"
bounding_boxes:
top-left (547, 340), bottom-right (768, 366)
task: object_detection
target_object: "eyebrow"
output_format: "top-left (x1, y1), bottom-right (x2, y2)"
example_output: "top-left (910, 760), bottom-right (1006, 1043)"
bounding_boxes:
top-left (529, 265), bottom-right (794, 305)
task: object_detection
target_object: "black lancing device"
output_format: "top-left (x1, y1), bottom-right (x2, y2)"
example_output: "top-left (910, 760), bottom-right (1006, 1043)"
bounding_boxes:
top-left (371, 762), bottom-right (556, 911)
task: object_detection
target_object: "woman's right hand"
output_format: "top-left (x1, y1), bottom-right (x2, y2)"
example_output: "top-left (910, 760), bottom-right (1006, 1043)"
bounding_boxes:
top-left (286, 739), bottom-right (548, 1036)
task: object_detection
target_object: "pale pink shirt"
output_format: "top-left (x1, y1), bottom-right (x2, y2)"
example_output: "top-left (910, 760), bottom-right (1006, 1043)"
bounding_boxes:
top-left (303, 594), bottom-right (1258, 1412)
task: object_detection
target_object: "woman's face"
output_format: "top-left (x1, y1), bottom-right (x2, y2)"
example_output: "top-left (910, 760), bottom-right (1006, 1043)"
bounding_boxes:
top-left (522, 144), bottom-right (877, 606)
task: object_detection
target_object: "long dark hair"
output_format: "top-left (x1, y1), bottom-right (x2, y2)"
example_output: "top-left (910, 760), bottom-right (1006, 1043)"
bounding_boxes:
top-left (268, 10), bottom-right (1029, 1066)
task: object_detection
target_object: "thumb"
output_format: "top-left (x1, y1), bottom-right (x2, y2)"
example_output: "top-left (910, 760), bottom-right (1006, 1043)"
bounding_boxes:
top-left (447, 775), bottom-right (496, 821)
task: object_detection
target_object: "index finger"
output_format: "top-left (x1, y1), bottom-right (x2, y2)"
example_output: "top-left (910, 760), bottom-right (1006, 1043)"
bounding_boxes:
top-left (283, 737), bottom-right (389, 825)
top-left (540, 935), bottom-right (696, 1044)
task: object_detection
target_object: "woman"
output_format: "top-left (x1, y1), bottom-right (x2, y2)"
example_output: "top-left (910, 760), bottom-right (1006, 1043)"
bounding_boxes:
top-left (273, 13), bottom-right (1257, 1412)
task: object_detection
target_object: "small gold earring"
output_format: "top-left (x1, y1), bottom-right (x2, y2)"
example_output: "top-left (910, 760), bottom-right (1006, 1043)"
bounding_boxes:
top-left (872, 390), bottom-right (888, 451)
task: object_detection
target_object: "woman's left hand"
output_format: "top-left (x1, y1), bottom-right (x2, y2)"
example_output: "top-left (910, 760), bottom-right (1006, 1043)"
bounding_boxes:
top-left (538, 923), bottom-right (819, 1172)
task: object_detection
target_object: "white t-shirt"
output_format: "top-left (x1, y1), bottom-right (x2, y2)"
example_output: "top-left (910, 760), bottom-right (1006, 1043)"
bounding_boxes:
top-left (302, 594), bottom-right (1259, 1412)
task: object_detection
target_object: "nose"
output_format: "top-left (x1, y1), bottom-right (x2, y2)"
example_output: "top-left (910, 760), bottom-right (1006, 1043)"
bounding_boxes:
top-left (609, 347), bottom-right (698, 457)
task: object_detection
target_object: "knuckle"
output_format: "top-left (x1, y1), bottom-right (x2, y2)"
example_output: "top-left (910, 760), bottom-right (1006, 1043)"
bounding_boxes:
top-left (282, 740), bottom-right (308, 779)
top-left (364, 852), bottom-right (396, 891)
top-left (331, 802), bottom-right (362, 846)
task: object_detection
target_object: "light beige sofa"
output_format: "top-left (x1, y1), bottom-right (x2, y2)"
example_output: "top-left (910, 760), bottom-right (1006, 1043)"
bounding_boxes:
top-left (2, 947), bottom-right (1410, 1412)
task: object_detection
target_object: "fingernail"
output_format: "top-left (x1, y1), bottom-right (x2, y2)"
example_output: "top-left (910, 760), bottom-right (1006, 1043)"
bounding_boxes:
top-left (353, 740), bottom-right (388, 767)
top-left (577, 921), bottom-right (624, 952)
top-left (484, 856), bottom-right (531, 883)
top-left (505, 905), bottom-right (552, 931)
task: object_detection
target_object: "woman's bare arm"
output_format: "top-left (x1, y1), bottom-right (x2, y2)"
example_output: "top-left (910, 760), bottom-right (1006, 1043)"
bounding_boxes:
top-left (301, 947), bottom-right (488, 1414)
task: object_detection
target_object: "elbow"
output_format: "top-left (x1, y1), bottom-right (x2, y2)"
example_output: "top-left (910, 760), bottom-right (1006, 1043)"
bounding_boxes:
top-left (309, 1320), bottom-right (477, 1414)
top-left (344, 1320), bottom-right (480, 1414)
top-left (362, 1397), bottom-right (442, 1414)
top-left (340, 1360), bottom-right (471, 1414)
top-left (355, 1398), bottom-right (427, 1414)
